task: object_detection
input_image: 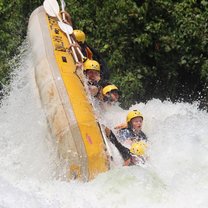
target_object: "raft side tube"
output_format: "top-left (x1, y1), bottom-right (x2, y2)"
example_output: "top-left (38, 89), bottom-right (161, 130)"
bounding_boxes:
top-left (28, 6), bottom-right (109, 181)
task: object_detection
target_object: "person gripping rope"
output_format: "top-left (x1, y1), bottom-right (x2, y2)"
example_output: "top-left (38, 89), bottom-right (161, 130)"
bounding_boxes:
top-left (73, 29), bottom-right (110, 80)
top-left (105, 110), bottom-right (148, 166)
top-left (105, 127), bottom-right (148, 166)
top-left (60, 10), bottom-right (73, 25)
top-left (73, 30), bottom-right (93, 59)
top-left (83, 59), bottom-right (101, 97)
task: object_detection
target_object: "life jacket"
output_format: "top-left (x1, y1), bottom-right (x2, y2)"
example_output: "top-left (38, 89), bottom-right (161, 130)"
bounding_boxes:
top-left (118, 128), bottom-right (147, 142)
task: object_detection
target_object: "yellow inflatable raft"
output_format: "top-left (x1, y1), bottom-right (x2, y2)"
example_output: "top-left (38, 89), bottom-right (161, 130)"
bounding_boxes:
top-left (28, 6), bottom-right (109, 181)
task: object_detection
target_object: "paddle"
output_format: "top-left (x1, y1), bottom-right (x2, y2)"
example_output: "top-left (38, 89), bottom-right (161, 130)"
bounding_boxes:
top-left (43, 0), bottom-right (79, 62)
top-left (57, 21), bottom-right (73, 34)
top-left (58, 0), bottom-right (85, 61)
top-left (43, 0), bottom-right (59, 17)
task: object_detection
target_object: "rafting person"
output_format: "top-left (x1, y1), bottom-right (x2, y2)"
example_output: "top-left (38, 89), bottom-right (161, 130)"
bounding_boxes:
top-left (83, 59), bottom-right (101, 97)
top-left (105, 110), bottom-right (148, 165)
top-left (95, 82), bottom-right (120, 102)
top-left (117, 110), bottom-right (147, 143)
top-left (73, 29), bottom-right (110, 80)
top-left (102, 84), bottom-right (120, 104)
top-left (105, 128), bottom-right (148, 166)
top-left (73, 30), bottom-right (93, 59)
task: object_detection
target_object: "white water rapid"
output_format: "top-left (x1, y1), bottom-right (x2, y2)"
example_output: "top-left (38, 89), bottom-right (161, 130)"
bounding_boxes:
top-left (0, 41), bottom-right (208, 208)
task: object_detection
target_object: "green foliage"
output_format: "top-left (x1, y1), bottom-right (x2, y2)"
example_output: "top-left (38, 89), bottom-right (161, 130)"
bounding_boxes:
top-left (0, 0), bottom-right (207, 109)
top-left (0, 0), bottom-right (42, 86)
top-left (66, 0), bottom-right (208, 108)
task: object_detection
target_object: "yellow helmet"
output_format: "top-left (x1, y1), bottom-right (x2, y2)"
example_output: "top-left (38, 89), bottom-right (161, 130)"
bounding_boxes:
top-left (126, 110), bottom-right (143, 123)
top-left (73, 30), bottom-right (86, 43)
top-left (83, 59), bottom-right (100, 72)
top-left (102, 85), bottom-right (118, 95)
top-left (130, 141), bottom-right (147, 156)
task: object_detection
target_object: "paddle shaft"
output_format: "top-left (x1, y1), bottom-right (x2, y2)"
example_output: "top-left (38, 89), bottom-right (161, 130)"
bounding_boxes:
top-left (60, 0), bottom-right (66, 22)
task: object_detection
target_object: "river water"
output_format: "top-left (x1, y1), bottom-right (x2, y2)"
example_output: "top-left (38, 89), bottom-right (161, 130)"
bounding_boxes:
top-left (0, 41), bottom-right (208, 208)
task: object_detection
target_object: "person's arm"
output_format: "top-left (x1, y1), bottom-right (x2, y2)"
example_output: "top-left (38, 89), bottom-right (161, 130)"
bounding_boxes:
top-left (140, 131), bottom-right (148, 141)
top-left (60, 11), bottom-right (73, 25)
top-left (107, 130), bottom-right (131, 161)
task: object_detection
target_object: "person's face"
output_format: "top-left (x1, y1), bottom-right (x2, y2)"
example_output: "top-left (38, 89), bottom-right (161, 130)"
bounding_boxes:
top-left (86, 70), bottom-right (100, 82)
top-left (109, 91), bottom-right (119, 102)
top-left (131, 116), bottom-right (143, 130)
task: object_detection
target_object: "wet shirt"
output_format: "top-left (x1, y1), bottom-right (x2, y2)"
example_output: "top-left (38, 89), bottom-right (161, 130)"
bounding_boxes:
top-left (118, 128), bottom-right (147, 142)
top-left (108, 130), bottom-right (147, 163)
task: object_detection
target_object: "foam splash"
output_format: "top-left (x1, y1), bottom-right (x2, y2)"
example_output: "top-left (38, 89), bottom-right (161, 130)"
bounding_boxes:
top-left (0, 41), bottom-right (208, 208)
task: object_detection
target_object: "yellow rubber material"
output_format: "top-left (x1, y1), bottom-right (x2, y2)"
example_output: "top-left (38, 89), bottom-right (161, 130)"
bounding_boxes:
top-left (46, 15), bottom-right (109, 181)
top-left (28, 6), bottom-right (109, 181)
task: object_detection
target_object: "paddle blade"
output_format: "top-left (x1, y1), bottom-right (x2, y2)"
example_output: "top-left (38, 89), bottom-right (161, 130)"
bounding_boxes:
top-left (43, 0), bottom-right (60, 17)
top-left (58, 21), bottom-right (73, 34)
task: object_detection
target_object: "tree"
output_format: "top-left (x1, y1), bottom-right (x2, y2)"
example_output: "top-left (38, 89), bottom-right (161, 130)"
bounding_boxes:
top-left (0, 0), bottom-right (207, 109)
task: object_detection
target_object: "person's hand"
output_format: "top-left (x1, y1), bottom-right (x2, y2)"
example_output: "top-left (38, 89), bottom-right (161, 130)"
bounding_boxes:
top-left (131, 155), bottom-right (146, 165)
top-left (69, 43), bottom-right (78, 49)
top-left (89, 85), bottom-right (99, 96)
top-left (74, 42), bottom-right (81, 49)
top-left (60, 11), bottom-right (72, 25)
top-left (105, 127), bottom-right (111, 138)
top-left (76, 62), bottom-right (83, 69)
top-left (123, 158), bottom-right (131, 166)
